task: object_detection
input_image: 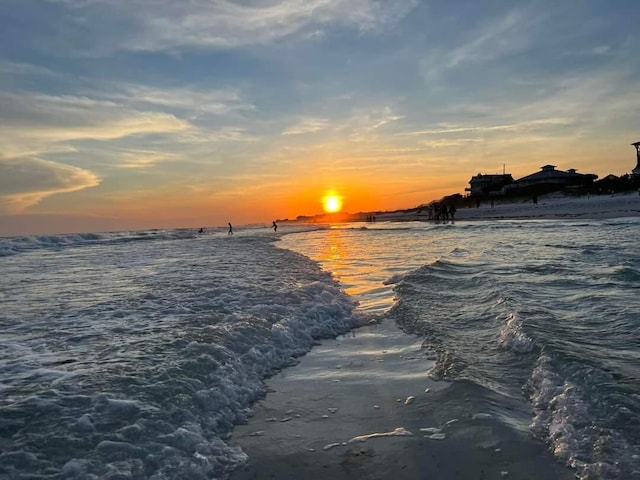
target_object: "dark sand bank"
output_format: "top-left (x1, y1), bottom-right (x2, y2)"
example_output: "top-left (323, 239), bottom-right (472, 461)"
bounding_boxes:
top-left (229, 320), bottom-right (574, 480)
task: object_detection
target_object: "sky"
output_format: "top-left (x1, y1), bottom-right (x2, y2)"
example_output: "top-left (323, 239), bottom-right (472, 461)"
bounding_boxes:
top-left (1, 0), bottom-right (639, 235)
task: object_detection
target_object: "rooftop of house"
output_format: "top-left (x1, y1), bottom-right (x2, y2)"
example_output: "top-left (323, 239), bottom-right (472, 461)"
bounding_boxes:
top-left (517, 165), bottom-right (589, 183)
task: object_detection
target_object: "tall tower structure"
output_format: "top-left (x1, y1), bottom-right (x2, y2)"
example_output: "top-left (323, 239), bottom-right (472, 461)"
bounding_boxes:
top-left (632, 142), bottom-right (640, 179)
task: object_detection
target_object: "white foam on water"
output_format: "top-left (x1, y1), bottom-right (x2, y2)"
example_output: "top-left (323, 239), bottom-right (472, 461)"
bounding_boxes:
top-left (472, 413), bottom-right (493, 420)
top-left (498, 313), bottom-right (535, 353)
top-left (419, 427), bottom-right (442, 434)
top-left (424, 433), bottom-right (447, 440)
top-left (528, 355), bottom-right (640, 480)
top-left (348, 427), bottom-right (414, 443)
top-left (323, 442), bottom-right (342, 450)
top-left (0, 233), bottom-right (365, 479)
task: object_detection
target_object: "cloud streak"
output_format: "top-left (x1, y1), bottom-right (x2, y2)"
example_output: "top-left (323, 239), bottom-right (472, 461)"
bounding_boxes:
top-left (0, 92), bottom-right (191, 158)
top-left (44, 0), bottom-right (418, 54)
top-left (401, 118), bottom-right (574, 136)
top-left (0, 157), bottom-right (100, 212)
top-left (107, 84), bottom-right (255, 116)
top-left (282, 117), bottom-right (330, 135)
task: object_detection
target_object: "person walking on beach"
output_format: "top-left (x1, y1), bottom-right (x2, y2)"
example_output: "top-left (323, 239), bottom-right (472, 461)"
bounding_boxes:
top-left (272, 221), bottom-right (278, 232)
top-left (228, 222), bottom-right (233, 235)
top-left (448, 204), bottom-right (456, 221)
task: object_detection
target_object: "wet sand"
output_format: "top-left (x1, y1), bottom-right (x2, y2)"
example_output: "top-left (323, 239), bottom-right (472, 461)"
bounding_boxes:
top-left (229, 319), bottom-right (574, 480)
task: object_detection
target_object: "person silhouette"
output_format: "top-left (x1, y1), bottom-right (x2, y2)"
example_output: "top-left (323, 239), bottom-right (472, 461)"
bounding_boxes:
top-left (228, 222), bottom-right (233, 235)
top-left (272, 221), bottom-right (277, 232)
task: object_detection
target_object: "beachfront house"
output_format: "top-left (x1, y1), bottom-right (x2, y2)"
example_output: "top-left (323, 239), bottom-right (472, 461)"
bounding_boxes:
top-left (467, 165), bottom-right (597, 198)
top-left (465, 173), bottom-right (514, 196)
top-left (510, 165), bottom-right (596, 191)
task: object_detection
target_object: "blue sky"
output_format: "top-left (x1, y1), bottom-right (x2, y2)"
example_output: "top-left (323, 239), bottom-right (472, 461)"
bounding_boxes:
top-left (1, 0), bottom-right (639, 234)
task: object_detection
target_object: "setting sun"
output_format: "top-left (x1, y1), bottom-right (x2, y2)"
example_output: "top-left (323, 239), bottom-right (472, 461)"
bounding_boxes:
top-left (322, 192), bottom-right (343, 213)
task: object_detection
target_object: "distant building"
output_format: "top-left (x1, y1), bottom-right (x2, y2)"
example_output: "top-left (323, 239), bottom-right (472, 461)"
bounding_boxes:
top-left (465, 173), bottom-right (514, 196)
top-left (632, 142), bottom-right (640, 179)
top-left (510, 164), bottom-right (597, 190)
top-left (467, 165), bottom-right (597, 197)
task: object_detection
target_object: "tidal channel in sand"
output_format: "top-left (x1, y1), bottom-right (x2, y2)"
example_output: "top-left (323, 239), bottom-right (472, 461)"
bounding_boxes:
top-left (229, 318), bottom-right (574, 480)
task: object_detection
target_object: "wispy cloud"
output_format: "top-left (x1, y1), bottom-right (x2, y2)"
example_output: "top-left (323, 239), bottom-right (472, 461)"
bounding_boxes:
top-left (401, 118), bottom-right (574, 136)
top-left (44, 0), bottom-right (418, 54)
top-left (282, 117), bottom-right (330, 135)
top-left (338, 106), bottom-right (403, 142)
top-left (592, 45), bottom-right (611, 55)
top-left (0, 92), bottom-right (191, 158)
top-left (134, 0), bottom-right (417, 51)
top-left (420, 6), bottom-right (543, 83)
top-left (0, 157), bottom-right (100, 212)
top-left (512, 70), bottom-right (640, 127)
top-left (0, 61), bottom-right (60, 77)
top-left (445, 8), bottom-right (536, 69)
top-left (108, 84), bottom-right (255, 116)
top-left (115, 149), bottom-right (181, 169)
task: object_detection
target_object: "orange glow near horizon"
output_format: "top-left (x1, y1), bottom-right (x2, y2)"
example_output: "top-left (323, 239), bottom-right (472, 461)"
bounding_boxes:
top-left (322, 192), bottom-right (343, 213)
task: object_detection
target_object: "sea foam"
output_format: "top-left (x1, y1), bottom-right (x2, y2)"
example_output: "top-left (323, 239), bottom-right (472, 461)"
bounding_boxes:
top-left (0, 234), bottom-right (365, 479)
top-left (528, 355), bottom-right (640, 480)
top-left (498, 313), bottom-right (535, 353)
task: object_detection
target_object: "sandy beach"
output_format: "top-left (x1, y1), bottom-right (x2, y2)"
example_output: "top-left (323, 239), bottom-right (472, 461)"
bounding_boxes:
top-left (229, 320), bottom-right (574, 480)
top-left (389, 191), bottom-right (640, 222)
top-left (453, 192), bottom-right (640, 222)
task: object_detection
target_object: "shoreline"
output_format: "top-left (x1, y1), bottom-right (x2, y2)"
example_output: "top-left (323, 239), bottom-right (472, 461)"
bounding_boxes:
top-left (384, 192), bottom-right (640, 223)
top-left (286, 191), bottom-right (640, 225)
top-left (454, 191), bottom-right (640, 222)
top-left (228, 319), bottom-right (574, 480)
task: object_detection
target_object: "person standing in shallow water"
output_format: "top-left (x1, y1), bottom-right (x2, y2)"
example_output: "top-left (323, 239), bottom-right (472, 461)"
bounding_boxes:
top-left (272, 221), bottom-right (277, 232)
top-left (228, 222), bottom-right (233, 235)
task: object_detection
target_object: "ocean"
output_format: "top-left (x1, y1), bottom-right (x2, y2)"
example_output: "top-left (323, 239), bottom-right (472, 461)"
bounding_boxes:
top-left (1, 219), bottom-right (639, 479)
